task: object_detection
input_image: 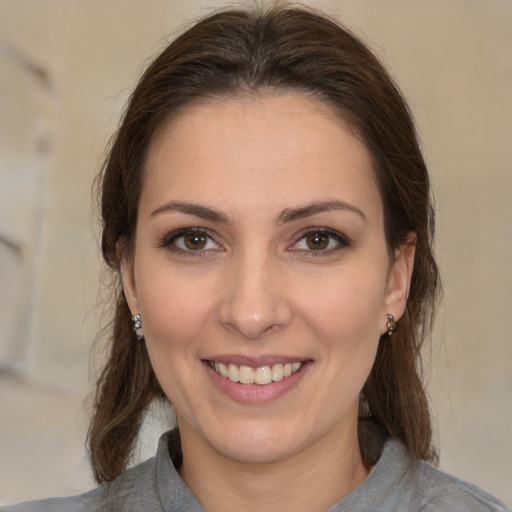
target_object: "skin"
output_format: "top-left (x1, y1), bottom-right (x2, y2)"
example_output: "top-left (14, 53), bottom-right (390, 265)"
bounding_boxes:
top-left (121, 94), bottom-right (415, 512)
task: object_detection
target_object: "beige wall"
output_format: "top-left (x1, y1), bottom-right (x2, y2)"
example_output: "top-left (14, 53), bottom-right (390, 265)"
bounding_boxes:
top-left (1, 0), bottom-right (510, 505)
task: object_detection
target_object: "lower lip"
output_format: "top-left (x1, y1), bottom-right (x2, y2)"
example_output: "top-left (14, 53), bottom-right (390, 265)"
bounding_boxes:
top-left (204, 361), bottom-right (311, 404)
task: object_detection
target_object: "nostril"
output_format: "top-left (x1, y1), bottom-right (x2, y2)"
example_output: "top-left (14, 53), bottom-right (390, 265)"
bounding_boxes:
top-left (262, 324), bottom-right (279, 336)
top-left (217, 268), bottom-right (293, 339)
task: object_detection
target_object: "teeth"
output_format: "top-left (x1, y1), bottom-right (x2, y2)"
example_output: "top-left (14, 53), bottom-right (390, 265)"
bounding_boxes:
top-left (239, 365), bottom-right (254, 384)
top-left (271, 364), bottom-right (284, 381)
top-left (218, 362), bottom-right (229, 377)
top-left (255, 366), bottom-right (272, 385)
top-left (228, 364), bottom-right (239, 382)
top-left (211, 361), bottom-right (304, 385)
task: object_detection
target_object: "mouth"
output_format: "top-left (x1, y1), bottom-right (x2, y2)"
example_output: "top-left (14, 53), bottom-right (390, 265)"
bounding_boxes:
top-left (205, 360), bottom-right (304, 386)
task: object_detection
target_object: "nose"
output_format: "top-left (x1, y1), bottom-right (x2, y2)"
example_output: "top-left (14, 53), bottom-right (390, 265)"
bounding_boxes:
top-left (217, 251), bottom-right (293, 340)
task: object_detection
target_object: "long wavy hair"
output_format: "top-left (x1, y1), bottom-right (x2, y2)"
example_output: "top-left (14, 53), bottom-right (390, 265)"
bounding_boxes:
top-left (89, 4), bottom-right (441, 484)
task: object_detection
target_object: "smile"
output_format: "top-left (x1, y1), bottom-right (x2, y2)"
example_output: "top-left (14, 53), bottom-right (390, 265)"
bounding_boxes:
top-left (207, 361), bottom-right (304, 385)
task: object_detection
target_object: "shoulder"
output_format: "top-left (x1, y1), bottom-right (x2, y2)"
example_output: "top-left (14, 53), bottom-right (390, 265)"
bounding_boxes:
top-left (1, 430), bottom-right (203, 512)
top-left (1, 454), bottom-right (159, 512)
top-left (333, 440), bottom-right (510, 512)
top-left (380, 440), bottom-right (510, 512)
top-left (1, 486), bottom-right (107, 512)
top-left (414, 460), bottom-right (511, 512)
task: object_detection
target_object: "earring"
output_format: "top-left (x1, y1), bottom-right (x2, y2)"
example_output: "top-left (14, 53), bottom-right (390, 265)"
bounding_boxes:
top-left (131, 314), bottom-right (144, 342)
top-left (359, 391), bottom-right (371, 418)
top-left (386, 313), bottom-right (396, 335)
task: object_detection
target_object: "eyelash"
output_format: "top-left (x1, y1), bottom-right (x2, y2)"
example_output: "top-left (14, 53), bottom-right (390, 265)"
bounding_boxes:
top-left (290, 228), bottom-right (351, 256)
top-left (157, 228), bottom-right (221, 257)
top-left (157, 227), bottom-right (350, 257)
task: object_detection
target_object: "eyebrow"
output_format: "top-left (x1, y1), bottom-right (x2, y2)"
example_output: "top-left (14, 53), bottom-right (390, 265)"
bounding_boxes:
top-left (277, 200), bottom-right (367, 225)
top-left (150, 201), bottom-right (230, 223)
top-left (150, 199), bottom-right (366, 225)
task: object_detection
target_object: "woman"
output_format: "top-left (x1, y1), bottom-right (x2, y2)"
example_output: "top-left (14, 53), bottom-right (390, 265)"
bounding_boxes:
top-left (4, 4), bottom-right (509, 512)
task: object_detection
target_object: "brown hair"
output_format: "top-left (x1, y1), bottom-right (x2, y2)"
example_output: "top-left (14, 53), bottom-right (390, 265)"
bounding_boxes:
top-left (89, 4), bottom-right (441, 484)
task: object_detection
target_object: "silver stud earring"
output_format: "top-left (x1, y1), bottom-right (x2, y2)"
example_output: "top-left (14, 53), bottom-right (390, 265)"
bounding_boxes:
top-left (359, 391), bottom-right (371, 418)
top-left (131, 314), bottom-right (144, 342)
top-left (386, 313), bottom-right (396, 335)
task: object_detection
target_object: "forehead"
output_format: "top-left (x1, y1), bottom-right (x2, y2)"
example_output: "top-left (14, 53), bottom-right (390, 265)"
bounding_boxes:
top-left (141, 94), bottom-right (382, 223)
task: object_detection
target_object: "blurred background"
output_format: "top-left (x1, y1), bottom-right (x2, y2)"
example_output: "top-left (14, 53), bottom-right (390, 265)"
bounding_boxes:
top-left (1, 0), bottom-right (511, 505)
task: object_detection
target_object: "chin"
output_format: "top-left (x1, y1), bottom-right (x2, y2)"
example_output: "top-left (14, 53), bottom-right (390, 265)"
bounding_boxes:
top-left (216, 437), bottom-right (300, 465)
top-left (203, 420), bottom-right (315, 465)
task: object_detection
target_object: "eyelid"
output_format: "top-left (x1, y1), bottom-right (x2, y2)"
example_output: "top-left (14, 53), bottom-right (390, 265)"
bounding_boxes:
top-left (157, 227), bottom-right (223, 255)
top-left (288, 227), bottom-right (351, 254)
top-left (157, 226), bottom-right (350, 257)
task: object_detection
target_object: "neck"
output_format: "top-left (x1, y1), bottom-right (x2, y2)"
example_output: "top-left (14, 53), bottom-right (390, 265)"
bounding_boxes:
top-left (178, 420), bottom-right (369, 512)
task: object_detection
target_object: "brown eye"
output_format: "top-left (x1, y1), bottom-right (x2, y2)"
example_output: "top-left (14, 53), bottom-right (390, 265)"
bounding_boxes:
top-left (184, 233), bottom-right (208, 250)
top-left (306, 232), bottom-right (330, 250)
top-left (162, 228), bottom-right (221, 254)
top-left (290, 229), bottom-right (349, 254)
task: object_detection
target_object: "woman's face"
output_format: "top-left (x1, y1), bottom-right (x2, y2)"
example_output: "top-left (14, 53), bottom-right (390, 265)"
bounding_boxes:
top-left (122, 94), bottom-right (413, 465)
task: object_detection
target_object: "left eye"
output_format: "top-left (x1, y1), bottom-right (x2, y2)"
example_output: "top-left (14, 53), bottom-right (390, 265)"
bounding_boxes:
top-left (292, 230), bottom-right (346, 252)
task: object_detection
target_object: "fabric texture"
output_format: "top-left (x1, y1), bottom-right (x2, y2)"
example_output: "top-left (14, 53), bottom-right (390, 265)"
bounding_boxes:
top-left (2, 429), bottom-right (510, 512)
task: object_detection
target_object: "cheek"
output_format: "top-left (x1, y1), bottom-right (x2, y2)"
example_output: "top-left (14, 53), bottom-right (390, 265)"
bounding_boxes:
top-left (300, 265), bottom-right (387, 342)
top-left (135, 270), bottom-right (219, 410)
top-left (135, 264), bottom-right (218, 356)
top-left (298, 263), bottom-right (387, 395)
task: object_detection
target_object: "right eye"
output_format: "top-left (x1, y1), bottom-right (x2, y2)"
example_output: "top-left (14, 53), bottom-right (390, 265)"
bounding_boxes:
top-left (159, 228), bottom-right (222, 255)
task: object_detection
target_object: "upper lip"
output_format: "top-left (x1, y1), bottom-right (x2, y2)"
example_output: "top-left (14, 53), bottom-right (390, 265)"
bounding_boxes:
top-left (203, 354), bottom-right (310, 367)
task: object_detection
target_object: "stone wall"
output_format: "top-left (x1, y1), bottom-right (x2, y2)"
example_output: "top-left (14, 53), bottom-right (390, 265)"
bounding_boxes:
top-left (1, 0), bottom-right (510, 505)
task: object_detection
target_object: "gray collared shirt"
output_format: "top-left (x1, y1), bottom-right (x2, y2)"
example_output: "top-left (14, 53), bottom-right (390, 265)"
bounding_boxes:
top-left (3, 430), bottom-right (509, 511)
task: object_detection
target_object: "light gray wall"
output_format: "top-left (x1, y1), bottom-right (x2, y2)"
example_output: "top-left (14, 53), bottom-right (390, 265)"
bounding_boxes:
top-left (1, 0), bottom-right (510, 505)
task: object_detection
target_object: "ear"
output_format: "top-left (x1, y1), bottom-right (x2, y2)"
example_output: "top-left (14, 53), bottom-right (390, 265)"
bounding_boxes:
top-left (117, 237), bottom-right (139, 315)
top-left (382, 232), bottom-right (416, 331)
